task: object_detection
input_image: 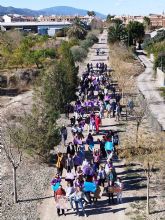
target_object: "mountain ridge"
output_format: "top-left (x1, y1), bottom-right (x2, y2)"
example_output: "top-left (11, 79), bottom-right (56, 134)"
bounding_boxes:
top-left (0, 5), bottom-right (106, 18)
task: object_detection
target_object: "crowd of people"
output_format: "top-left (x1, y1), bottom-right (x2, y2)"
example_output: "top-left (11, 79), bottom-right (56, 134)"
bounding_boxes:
top-left (51, 62), bottom-right (124, 217)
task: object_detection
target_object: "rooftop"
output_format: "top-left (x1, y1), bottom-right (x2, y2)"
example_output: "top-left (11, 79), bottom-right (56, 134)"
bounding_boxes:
top-left (0, 21), bottom-right (71, 26)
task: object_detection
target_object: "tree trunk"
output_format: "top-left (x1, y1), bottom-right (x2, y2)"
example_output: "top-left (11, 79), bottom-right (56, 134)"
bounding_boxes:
top-left (136, 123), bottom-right (139, 145)
top-left (138, 42), bottom-right (142, 50)
top-left (146, 171), bottom-right (150, 215)
top-left (121, 89), bottom-right (124, 105)
top-left (126, 105), bottom-right (128, 121)
top-left (13, 167), bottom-right (17, 203)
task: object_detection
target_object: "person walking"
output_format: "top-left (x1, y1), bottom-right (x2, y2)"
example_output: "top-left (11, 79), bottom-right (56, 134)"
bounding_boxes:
top-left (61, 125), bottom-right (68, 145)
top-left (97, 165), bottom-right (106, 187)
top-left (95, 115), bottom-right (101, 134)
top-left (106, 102), bottom-right (111, 118)
top-left (85, 115), bottom-right (90, 133)
top-left (70, 187), bottom-right (89, 217)
top-left (107, 168), bottom-right (115, 204)
top-left (111, 100), bottom-right (116, 118)
top-left (66, 182), bottom-right (75, 210)
top-left (56, 152), bottom-right (64, 177)
top-left (116, 177), bottom-right (123, 203)
top-left (54, 185), bottom-right (66, 216)
top-left (66, 154), bottom-right (74, 173)
top-left (93, 149), bottom-right (100, 171)
top-left (73, 152), bottom-right (82, 172)
top-left (115, 103), bottom-right (121, 122)
top-left (67, 142), bottom-right (75, 156)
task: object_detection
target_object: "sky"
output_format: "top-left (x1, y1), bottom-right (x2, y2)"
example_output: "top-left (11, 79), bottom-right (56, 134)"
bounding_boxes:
top-left (1, 0), bottom-right (165, 15)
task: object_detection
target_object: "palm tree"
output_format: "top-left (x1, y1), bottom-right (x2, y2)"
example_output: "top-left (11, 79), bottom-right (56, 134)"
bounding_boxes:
top-left (106, 14), bottom-right (115, 23)
top-left (108, 22), bottom-right (127, 44)
top-left (87, 11), bottom-right (96, 17)
top-left (127, 21), bottom-right (145, 49)
top-left (67, 18), bottom-right (87, 40)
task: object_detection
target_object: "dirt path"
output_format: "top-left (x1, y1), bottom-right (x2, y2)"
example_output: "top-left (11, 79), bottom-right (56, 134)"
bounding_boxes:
top-left (38, 119), bottom-right (130, 220)
top-left (38, 30), bottom-right (130, 220)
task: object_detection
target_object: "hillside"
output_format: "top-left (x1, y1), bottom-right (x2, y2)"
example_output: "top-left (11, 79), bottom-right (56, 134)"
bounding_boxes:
top-left (0, 5), bottom-right (106, 18)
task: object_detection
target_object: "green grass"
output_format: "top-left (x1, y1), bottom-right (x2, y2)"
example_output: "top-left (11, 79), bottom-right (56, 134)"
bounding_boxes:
top-left (158, 87), bottom-right (165, 97)
top-left (131, 215), bottom-right (145, 220)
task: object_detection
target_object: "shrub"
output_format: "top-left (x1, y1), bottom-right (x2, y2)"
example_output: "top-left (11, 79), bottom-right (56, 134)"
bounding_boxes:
top-left (80, 38), bottom-right (94, 50)
top-left (143, 30), bottom-right (165, 49)
top-left (55, 28), bottom-right (67, 37)
top-left (86, 32), bottom-right (99, 43)
top-left (44, 48), bottom-right (56, 58)
top-left (71, 46), bottom-right (87, 62)
top-left (68, 38), bottom-right (80, 47)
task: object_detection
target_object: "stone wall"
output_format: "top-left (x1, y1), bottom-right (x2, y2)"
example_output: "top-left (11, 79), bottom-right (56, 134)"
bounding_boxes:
top-left (156, 68), bottom-right (165, 87)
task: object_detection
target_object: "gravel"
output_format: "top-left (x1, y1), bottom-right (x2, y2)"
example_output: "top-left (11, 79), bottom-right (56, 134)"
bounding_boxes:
top-left (1, 149), bottom-right (55, 220)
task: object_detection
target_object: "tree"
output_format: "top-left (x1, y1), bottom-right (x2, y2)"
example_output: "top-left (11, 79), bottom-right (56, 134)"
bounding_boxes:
top-left (143, 16), bottom-right (151, 31)
top-left (1, 117), bottom-right (28, 203)
top-left (87, 11), bottom-right (96, 17)
top-left (59, 41), bottom-right (78, 103)
top-left (13, 66), bottom-right (62, 161)
top-left (71, 46), bottom-right (87, 62)
top-left (67, 18), bottom-right (87, 40)
top-left (127, 21), bottom-right (145, 49)
top-left (156, 52), bottom-right (165, 71)
top-left (106, 14), bottom-right (115, 23)
top-left (132, 95), bottom-right (148, 145)
top-left (111, 18), bottom-right (123, 25)
top-left (90, 18), bottom-right (104, 30)
top-left (108, 22), bottom-right (127, 44)
top-left (120, 130), bottom-right (164, 215)
top-left (86, 31), bottom-right (99, 43)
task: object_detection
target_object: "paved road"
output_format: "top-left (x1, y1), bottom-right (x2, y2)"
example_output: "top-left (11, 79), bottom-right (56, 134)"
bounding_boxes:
top-left (38, 30), bottom-right (129, 220)
top-left (137, 54), bottom-right (165, 131)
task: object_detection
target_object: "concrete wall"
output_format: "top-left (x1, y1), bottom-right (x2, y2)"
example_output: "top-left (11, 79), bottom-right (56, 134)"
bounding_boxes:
top-left (156, 68), bottom-right (165, 87)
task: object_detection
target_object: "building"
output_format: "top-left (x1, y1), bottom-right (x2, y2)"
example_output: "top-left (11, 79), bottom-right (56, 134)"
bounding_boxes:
top-left (0, 16), bottom-right (4, 22)
top-left (0, 21), bottom-right (71, 36)
top-left (2, 14), bottom-right (36, 23)
top-left (114, 13), bottom-right (165, 28)
top-left (114, 15), bottom-right (144, 25)
top-left (3, 15), bottom-right (12, 22)
top-left (149, 14), bottom-right (165, 28)
top-left (38, 15), bottom-right (92, 24)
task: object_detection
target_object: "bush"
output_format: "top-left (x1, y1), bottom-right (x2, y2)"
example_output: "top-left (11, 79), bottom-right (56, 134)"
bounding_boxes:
top-left (80, 38), bottom-right (94, 50)
top-left (55, 28), bottom-right (67, 37)
top-left (71, 46), bottom-right (88, 62)
top-left (68, 38), bottom-right (80, 47)
top-left (44, 48), bottom-right (56, 58)
top-left (86, 32), bottom-right (99, 43)
top-left (143, 30), bottom-right (165, 49)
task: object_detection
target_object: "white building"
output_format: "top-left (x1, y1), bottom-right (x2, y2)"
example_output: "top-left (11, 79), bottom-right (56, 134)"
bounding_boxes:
top-left (3, 15), bottom-right (12, 23)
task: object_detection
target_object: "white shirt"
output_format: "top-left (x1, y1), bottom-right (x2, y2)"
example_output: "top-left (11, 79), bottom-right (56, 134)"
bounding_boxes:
top-left (66, 186), bottom-right (75, 197)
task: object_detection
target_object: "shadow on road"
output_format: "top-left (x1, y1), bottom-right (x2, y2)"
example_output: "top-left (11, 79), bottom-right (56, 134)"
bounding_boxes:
top-left (18, 195), bottom-right (53, 203)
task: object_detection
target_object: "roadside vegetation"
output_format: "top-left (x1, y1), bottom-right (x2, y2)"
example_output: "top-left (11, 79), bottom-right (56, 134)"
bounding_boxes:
top-left (143, 30), bottom-right (165, 71)
top-left (158, 87), bottom-right (165, 98)
top-left (1, 14), bottom-right (102, 205)
top-left (107, 18), bottom-right (145, 49)
top-left (108, 22), bottom-right (165, 218)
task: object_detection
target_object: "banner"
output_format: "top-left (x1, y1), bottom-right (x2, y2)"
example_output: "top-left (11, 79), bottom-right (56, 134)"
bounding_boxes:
top-left (83, 181), bottom-right (97, 193)
top-left (105, 142), bottom-right (114, 151)
top-left (108, 186), bottom-right (122, 193)
top-left (51, 182), bottom-right (60, 192)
